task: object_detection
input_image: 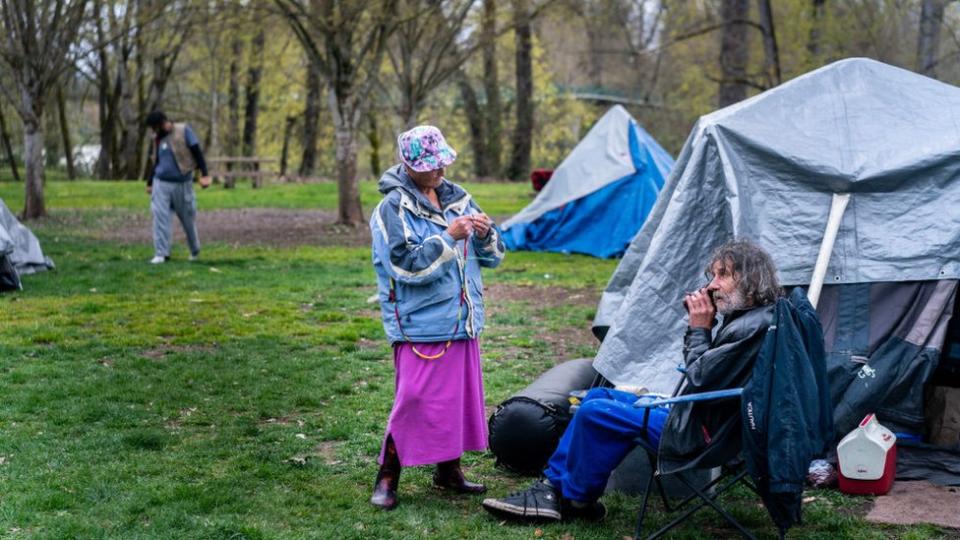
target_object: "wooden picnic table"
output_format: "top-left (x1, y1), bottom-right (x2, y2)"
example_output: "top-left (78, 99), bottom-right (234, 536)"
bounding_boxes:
top-left (208, 156), bottom-right (278, 188)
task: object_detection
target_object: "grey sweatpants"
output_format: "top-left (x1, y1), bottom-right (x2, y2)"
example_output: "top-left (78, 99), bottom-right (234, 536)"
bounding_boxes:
top-left (151, 179), bottom-right (200, 257)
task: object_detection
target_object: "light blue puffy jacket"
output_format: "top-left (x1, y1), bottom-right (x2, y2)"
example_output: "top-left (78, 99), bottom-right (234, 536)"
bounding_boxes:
top-left (371, 165), bottom-right (505, 344)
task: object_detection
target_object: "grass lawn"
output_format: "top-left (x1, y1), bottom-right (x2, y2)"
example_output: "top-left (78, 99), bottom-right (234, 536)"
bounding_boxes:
top-left (0, 175), bottom-right (533, 217)
top-left (0, 179), bottom-right (948, 539)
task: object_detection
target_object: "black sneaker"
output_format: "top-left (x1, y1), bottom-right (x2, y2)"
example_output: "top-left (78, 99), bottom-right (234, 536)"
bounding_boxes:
top-left (481, 480), bottom-right (561, 522)
top-left (562, 498), bottom-right (607, 521)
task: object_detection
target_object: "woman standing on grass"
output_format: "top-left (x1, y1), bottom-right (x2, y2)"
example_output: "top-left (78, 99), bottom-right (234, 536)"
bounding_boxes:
top-left (368, 125), bottom-right (505, 510)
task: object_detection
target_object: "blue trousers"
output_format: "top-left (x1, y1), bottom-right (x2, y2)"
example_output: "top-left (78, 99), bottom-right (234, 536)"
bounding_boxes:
top-left (544, 387), bottom-right (669, 503)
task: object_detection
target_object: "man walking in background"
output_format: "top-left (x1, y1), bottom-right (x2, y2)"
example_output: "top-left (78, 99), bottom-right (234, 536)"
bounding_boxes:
top-left (144, 111), bottom-right (211, 264)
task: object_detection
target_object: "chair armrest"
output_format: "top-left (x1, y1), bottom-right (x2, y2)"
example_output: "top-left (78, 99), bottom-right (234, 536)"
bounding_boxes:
top-left (633, 387), bottom-right (743, 409)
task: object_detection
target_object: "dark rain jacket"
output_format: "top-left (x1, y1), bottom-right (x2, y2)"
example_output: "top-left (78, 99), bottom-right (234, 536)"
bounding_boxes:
top-left (741, 288), bottom-right (832, 534)
top-left (658, 303), bottom-right (775, 473)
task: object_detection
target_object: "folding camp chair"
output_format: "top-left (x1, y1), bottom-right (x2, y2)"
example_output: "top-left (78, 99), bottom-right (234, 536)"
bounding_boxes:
top-left (632, 380), bottom-right (764, 540)
top-left (632, 288), bottom-right (829, 540)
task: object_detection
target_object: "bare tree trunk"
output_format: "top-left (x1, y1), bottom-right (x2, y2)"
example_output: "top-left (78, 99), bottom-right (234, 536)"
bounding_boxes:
top-left (96, 78), bottom-right (115, 179)
top-left (756, 0), bottom-right (781, 87)
top-left (329, 91), bottom-right (363, 226)
top-left (280, 115), bottom-right (295, 177)
top-left (208, 70), bottom-right (220, 158)
top-left (0, 102), bottom-right (21, 182)
top-left (135, 3), bottom-right (148, 180)
top-left (457, 72), bottom-right (486, 179)
top-left (23, 126), bottom-right (45, 217)
top-left (481, 0), bottom-right (501, 177)
top-left (21, 91), bottom-right (46, 219)
top-left (138, 50), bottom-right (179, 184)
top-left (141, 34), bottom-right (187, 146)
top-left (717, 0), bottom-right (751, 108)
top-left (139, 49), bottom-right (183, 181)
top-left (584, 20), bottom-right (603, 87)
top-left (242, 29), bottom-right (265, 187)
top-left (108, 76), bottom-right (125, 176)
top-left (806, 0), bottom-right (826, 57)
top-left (299, 58), bottom-right (321, 176)
top-left (505, 0), bottom-right (533, 182)
top-left (43, 102), bottom-right (60, 168)
top-left (391, 17), bottom-right (416, 127)
top-left (366, 113), bottom-right (381, 177)
top-left (226, 37), bottom-right (242, 188)
top-left (917, 0), bottom-right (946, 78)
top-left (118, 63), bottom-right (140, 179)
top-left (203, 1), bottom-right (223, 159)
top-left (146, 56), bottom-right (168, 115)
top-left (57, 87), bottom-right (76, 179)
top-left (94, 0), bottom-right (114, 179)
top-left (242, 29), bottom-right (265, 160)
top-left (402, 106), bottom-right (420, 131)
top-left (397, 33), bottom-right (421, 130)
top-left (98, 90), bottom-right (119, 178)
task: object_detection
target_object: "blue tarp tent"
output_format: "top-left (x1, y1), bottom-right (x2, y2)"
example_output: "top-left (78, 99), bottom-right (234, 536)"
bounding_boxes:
top-left (500, 105), bottom-right (673, 258)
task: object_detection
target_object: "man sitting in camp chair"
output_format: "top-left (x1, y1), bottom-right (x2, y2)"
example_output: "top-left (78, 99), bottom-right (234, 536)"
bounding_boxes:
top-left (482, 240), bottom-right (781, 522)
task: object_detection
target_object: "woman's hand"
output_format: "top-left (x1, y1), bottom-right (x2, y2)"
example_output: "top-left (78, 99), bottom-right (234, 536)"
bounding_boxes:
top-left (685, 289), bottom-right (716, 329)
top-left (446, 216), bottom-right (474, 240)
top-left (470, 213), bottom-right (492, 239)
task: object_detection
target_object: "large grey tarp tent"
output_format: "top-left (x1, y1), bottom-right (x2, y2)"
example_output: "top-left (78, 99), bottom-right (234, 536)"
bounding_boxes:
top-left (590, 59), bottom-right (960, 468)
top-left (0, 198), bottom-right (54, 291)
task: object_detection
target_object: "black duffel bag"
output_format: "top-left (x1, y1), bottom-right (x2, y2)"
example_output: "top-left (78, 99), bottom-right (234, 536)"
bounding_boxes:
top-left (0, 254), bottom-right (21, 292)
top-left (488, 358), bottom-right (597, 475)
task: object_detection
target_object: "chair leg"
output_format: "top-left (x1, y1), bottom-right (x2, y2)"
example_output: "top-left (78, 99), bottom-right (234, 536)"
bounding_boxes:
top-left (677, 471), bottom-right (757, 540)
top-left (657, 465), bottom-right (729, 514)
top-left (634, 466), bottom-right (657, 540)
top-left (653, 473), bottom-right (675, 512)
top-left (643, 470), bottom-right (757, 540)
top-left (740, 475), bottom-right (760, 496)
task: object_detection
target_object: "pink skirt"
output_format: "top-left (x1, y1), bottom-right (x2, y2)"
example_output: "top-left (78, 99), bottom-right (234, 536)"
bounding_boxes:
top-left (379, 339), bottom-right (488, 467)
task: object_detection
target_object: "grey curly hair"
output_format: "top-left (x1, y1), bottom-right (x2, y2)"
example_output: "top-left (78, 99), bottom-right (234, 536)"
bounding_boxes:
top-left (705, 240), bottom-right (783, 307)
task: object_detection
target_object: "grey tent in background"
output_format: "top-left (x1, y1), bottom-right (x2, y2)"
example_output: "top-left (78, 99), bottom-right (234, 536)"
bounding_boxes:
top-left (0, 198), bottom-right (54, 291)
top-left (590, 58), bottom-right (960, 481)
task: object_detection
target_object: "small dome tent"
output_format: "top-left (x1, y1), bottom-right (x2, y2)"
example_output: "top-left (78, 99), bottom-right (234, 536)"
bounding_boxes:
top-left (0, 198), bottom-right (54, 291)
top-left (500, 105), bottom-right (674, 258)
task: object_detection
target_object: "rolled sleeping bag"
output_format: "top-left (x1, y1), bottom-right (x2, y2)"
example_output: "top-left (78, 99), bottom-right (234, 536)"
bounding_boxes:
top-left (488, 358), bottom-right (598, 475)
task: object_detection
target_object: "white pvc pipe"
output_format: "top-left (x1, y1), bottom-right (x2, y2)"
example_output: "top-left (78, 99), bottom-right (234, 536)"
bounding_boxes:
top-left (808, 193), bottom-right (851, 309)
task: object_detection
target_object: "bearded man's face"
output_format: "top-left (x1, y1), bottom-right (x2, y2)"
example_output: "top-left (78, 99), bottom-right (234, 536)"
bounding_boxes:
top-left (707, 260), bottom-right (751, 315)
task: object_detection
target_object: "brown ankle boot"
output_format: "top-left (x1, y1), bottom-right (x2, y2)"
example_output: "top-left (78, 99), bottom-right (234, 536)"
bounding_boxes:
top-left (370, 436), bottom-right (401, 510)
top-left (433, 458), bottom-right (486, 494)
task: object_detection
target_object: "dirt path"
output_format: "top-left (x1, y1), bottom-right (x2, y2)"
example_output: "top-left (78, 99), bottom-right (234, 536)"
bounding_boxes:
top-left (485, 283), bottom-right (602, 362)
top-left (88, 208), bottom-right (372, 248)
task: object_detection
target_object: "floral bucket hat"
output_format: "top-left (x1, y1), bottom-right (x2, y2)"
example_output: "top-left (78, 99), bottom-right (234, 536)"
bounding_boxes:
top-left (397, 125), bottom-right (457, 172)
